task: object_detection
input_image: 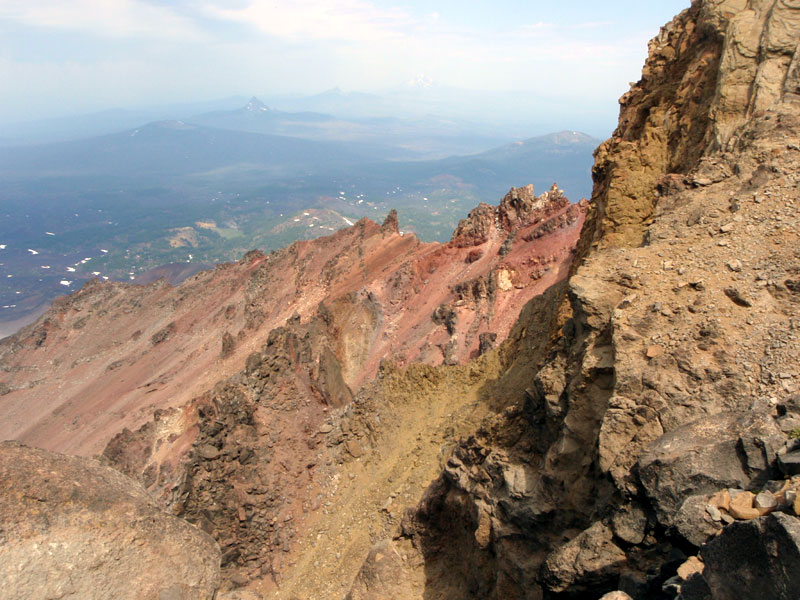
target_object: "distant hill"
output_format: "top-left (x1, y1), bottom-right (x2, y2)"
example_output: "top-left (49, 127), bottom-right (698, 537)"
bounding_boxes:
top-left (189, 96), bottom-right (511, 158)
top-left (363, 130), bottom-right (600, 204)
top-left (0, 120), bottom-right (406, 183)
top-left (0, 97), bottom-right (248, 146)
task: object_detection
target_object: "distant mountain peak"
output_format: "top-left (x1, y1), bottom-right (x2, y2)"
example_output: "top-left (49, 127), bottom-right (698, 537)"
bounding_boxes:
top-left (245, 96), bottom-right (269, 112)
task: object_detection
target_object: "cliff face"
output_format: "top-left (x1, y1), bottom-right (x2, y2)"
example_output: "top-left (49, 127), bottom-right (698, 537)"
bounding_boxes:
top-left (349, 1), bottom-right (800, 599)
top-left (580, 0), bottom-right (800, 253)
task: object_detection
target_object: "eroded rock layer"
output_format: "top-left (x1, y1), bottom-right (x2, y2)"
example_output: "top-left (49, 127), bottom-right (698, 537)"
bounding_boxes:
top-left (0, 185), bottom-right (583, 457)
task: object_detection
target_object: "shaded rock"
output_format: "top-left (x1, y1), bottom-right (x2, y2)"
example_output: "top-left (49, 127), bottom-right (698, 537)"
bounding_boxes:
top-left (640, 418), bottom-right (741, 520)
top-left (673, 494), bottom-right (724, 546)
top-left (221, 331), bottom-right (236, 358)
top-left (611, 504), bottom-right (649, 545)
top-left (478, 331), bottom-right (497, 356)
top-left (723, 287), bottom-right (752, 307)
top-left (346, 539), bottom-right (424, 600)
top-left (678, 572), bottom-right (711, 600)
top-left (638, 412), bottom-right (781, 530)
top-left (701, 513), bottom-right (800, 600)
top-left (150, 321), bottom-right (176, 345)
top-left (542, 522), bottom-right (627, 594)
top-left (778, 450), bottom-right (800, 476)
top-left (0, 441), bottom-right (220, 599)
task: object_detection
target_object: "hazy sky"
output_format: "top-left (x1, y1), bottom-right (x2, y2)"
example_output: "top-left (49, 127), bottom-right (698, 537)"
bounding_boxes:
top-left (0, 0), bottom-right (690, 126)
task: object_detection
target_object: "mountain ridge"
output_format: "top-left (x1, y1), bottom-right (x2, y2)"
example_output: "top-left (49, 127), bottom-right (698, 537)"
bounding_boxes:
top-left (2, 1), bottom-right (799, 598)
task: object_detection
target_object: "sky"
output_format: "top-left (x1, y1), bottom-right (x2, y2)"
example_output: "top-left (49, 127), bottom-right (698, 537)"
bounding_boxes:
top-left (0, 0), bottom-right (691, 130)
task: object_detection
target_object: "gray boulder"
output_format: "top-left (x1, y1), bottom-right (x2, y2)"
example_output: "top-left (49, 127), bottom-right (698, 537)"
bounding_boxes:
top-left (0, 441), bottom-right (221, 599)
top-left (700, 512), bottom-right (800, 600)
top-left (637, 411), bottom-right (782, 537)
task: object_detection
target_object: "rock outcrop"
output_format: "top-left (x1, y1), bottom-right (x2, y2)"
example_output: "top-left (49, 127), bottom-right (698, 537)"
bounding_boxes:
top-left (0, 440), bottom-right (221, 599)
top-left (2, 0), bottom-right (800, 598)
top-left (580, 0), bottom-right (800, 254)
top-left (349, 0), bottom-right (800, 598)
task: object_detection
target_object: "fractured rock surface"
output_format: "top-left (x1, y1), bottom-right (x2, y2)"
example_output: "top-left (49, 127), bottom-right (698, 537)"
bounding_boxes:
top-left (0, 441), bottom-right (221, 599)
top-left (350, 0), bottom-right (800, 598)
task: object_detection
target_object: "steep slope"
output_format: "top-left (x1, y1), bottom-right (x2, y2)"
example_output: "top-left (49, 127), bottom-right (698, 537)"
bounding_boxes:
top-left (0, 184), bottom-right (584, 595)
top-left (348, 1), bottom-right (800, 599)
top-left (0, 185), bottom-right (582, 458)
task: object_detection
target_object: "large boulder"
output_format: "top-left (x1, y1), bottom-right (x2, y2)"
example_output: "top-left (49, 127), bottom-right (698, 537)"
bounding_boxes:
top-left (637, 411), bottom-right (783, 538)
top-left (700, 512), bottom-right (800, 600)
top-left (0, 441), bottom-right (221, 599)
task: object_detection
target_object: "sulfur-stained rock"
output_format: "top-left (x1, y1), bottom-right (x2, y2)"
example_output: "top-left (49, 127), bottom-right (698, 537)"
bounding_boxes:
top-left (728, 491), bottom-right (760, 520)
top-left (708, 489), bottom-right (732, 512)
top-left (0, 441), bottom-right (221, 600)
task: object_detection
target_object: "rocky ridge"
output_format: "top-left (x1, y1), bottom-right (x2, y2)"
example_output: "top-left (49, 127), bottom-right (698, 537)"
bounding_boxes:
top-left (0, 184), bottom-right (584, 596)
top-left (348, 1), bottom-right (800, 598)
top-left (1, 0), bottom-right (799, 598)
top-left (0, 184), bottom-right (583, 457)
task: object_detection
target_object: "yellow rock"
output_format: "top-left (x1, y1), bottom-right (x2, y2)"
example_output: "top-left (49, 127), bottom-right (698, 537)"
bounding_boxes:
top-left (708, 489), bottom-right (731, 512)
top-left (677, 556), bottom-right (704, 580)
top-left (729, 491), bottom-right (760, 520)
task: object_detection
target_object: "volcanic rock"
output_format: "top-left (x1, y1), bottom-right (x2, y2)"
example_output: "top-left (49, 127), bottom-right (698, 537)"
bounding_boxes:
top-left (700, 512), bottom-right (800, 600)
top-left (0, 441), bottom-right (220, 599)
top-left (348, 0), bottom-right (800, 598)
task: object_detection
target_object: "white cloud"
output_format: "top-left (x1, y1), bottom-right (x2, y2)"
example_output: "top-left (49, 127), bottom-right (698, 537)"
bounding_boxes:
top-left (205, 0), bottom-right (414, 43)
top-left (0, 0), bottom-right (205, 40)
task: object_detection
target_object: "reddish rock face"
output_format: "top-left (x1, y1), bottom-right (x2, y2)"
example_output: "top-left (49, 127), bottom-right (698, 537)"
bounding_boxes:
top-left (0, 184), bottom-right (584, 459)
top-left (0, 183), bottom-right (584, 593)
